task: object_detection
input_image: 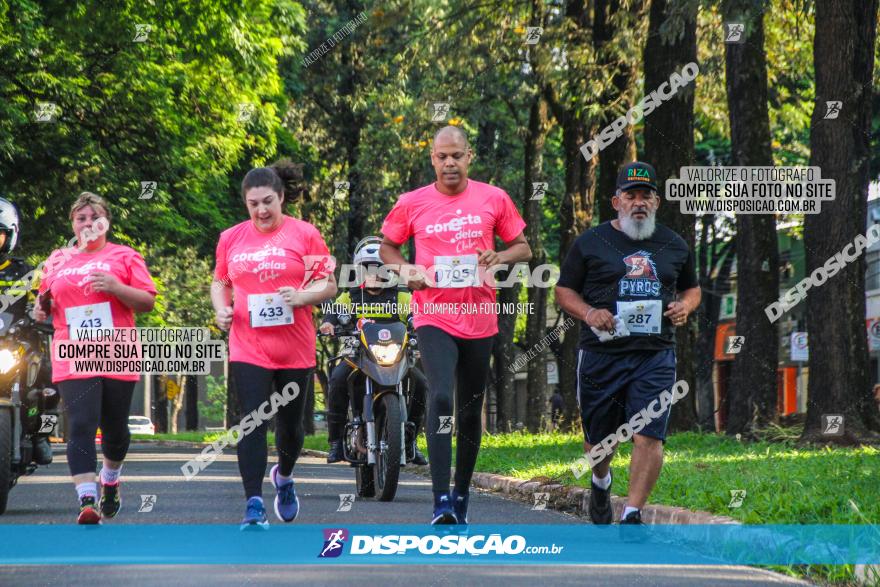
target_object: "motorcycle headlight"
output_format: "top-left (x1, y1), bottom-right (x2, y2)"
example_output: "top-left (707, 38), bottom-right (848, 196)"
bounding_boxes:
top-left (369, 343), bottom-right (402, 366)
top-left (0, 348), bottom-right (17, 374)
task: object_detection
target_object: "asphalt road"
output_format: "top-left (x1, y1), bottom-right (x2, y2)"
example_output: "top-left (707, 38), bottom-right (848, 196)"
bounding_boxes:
top-left (0, 443), bottom-right (811, 586)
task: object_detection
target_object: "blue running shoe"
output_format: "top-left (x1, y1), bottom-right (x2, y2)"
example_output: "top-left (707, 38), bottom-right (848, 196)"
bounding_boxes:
top-left (451, 489), bottom-right (469, 524)
top-left (431, 492), bottom-right (456, 525)
top-left (270, 464), bottom-right (300, 522)
top-left (240, 496), bottom-right (269, 530)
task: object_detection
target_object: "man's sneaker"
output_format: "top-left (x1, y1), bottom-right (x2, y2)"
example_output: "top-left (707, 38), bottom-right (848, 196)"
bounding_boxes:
top-left (99, 480), bottom-right (121, 518)
top-left (32, 436), bottom-right (52, 465)
top-left (619, 509), bottom-right (646, 543)
top-left (451, 489), bottom-right (469, 524)
top-left (620, 509), bottom-right (644, 525)
top-left (431, 493), bottom-right (456, 525)
top-left (411, 443), bottom-right (428, 466)
top-left (77, 496), bottom-right (101, 525)
top-left (240, 497), bottom-right (269, 530)
top-left (270, 464), bottom-right (300, 522)
top-left (588, 472), bottom-right (613, 525)
top-left (327, 440), bottom-right (344, 464)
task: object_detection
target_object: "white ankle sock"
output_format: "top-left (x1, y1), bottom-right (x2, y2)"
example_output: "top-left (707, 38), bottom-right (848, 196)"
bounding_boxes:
top-left (621, 505), bottom-right (640, 520)
top-left (276, 469), bottom-right (293, 485)
top-left (100, 464), bottom-right (122, 484)
top-left (592, 472), bottom-right (611, 490)
top-left (76, 482), bottom-right (97, 501)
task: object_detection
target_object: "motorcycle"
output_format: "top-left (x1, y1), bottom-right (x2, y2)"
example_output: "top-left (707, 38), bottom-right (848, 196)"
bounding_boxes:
top-left (0, 306), bottom-right (57, 514)
top-left (321, 314), bottom-right (420, 501)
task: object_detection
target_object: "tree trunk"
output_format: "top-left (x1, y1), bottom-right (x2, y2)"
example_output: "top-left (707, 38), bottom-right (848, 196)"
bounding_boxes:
top-left (643, 0), bottom-right (699, 431)
top-left (493, 281), bottom-right (521, 432)
top-left (594, 0), bottom-right (639, 222)
top-left (524, 97), bottom-right (550, 432)
top-left (722, 0), bottom-right (780, 436)
top-left (696, 223), bottom-right (735, 431)
top-left (185, 374), bottom-right (199, 431)
top-left (544, 0), bottom-right (597, 427)
top-left (801, 0), bottom-right (880, 443)
top-left (153, 374), bottom-right (168, 434)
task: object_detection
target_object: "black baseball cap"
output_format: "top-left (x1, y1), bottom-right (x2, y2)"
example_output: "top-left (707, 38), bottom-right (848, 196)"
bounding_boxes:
top-left (616, 162), bottom-right (658, 192)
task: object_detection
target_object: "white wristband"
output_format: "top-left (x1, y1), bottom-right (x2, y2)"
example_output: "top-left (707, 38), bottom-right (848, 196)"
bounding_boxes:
top-left (585, 308), bottom-right (596, 322)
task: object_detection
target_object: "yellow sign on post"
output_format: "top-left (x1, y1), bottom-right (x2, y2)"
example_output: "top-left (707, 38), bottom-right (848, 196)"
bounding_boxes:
top-left (166, 378), bottom-right (181, 400)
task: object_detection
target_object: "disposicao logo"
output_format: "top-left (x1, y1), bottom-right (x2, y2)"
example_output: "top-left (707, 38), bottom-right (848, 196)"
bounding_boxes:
top-left (319, 528), bottom-right (348, 558)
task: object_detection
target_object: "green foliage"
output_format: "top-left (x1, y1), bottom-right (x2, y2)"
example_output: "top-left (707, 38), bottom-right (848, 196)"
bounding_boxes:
top-left (467, 430), bottom-right (880, 525)
top-left (0, 0), bottom-right (306, 259)
top-left (198, 375), bottom-right (227, 424)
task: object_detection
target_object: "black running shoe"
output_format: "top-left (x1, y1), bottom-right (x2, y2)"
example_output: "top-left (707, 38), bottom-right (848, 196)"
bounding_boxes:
top-left (99, 481), bottom-right (121, 518)
top-left (32, 436), bottom-right (53, 465)
top-left (620, 510), bottom-right (644, 525)
top-left (327, 440), bottom-right (344, 463)
top-left (78, 496), bottom-right (101, 525)
top-left (411, 444), bottom-right (428, 466)
top-left (618, 509), bottom-right (647, 543)
top-left (588, 472), bottom-right (613, 525)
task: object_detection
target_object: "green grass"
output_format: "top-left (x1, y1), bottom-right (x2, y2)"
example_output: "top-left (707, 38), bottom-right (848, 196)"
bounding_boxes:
top-left (471, 430), bottom-right (880, 525)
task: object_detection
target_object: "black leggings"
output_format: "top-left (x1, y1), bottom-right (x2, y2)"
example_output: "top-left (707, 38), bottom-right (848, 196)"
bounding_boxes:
top-left (416, 326), bottom-right (494, 494)
top-left (230, 362), bottom-right (311, 498)
top-left (58, 377), bottom-right (136, 476)
top-left (326, 363), bottom-right (427, 442)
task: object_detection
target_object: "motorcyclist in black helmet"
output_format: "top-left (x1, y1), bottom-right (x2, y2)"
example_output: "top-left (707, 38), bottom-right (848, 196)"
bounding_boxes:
top-left (0, 197), bottom-right (56, 465)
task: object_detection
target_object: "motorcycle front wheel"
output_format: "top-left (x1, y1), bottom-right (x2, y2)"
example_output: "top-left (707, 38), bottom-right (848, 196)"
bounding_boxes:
top-left (374, 393), bottom-right (402, 502)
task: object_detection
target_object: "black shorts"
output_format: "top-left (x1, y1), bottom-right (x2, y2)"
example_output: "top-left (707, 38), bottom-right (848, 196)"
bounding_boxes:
top-left (577, 348), bottom-right (677, 444)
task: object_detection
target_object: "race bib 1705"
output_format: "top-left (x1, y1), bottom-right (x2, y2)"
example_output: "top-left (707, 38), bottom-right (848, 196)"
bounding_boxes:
top-left (433, 254), bottom-right (479, 288)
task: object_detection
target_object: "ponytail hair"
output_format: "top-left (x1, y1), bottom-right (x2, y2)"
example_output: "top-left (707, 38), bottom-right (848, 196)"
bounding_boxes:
top-left (241, 158), bottom-right (307, 203)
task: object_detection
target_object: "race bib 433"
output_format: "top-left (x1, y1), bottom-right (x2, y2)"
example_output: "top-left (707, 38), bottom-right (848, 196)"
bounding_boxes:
top-left (248, 293), bottom-right (293, 328)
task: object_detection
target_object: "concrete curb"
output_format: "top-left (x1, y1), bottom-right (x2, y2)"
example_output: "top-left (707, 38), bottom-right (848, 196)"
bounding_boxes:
top-left (468, 471), bottom-right (740, 525)
top-left (300, 445), bottom-right (740, 525)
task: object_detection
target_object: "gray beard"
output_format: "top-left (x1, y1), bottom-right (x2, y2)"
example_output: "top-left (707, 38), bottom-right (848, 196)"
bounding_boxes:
top-left (619, 212), bottom-right (657, 240)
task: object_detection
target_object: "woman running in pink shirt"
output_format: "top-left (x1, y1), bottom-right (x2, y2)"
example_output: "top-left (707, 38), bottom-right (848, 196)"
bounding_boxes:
top-left (212, 160), bottom-right (337, 528)
top-left (35, 192), bottom-right (157, 524)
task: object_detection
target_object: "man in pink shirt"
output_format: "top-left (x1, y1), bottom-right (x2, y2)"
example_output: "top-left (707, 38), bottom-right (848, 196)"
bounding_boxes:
top-left (380, 126), bottom-right (532, 525)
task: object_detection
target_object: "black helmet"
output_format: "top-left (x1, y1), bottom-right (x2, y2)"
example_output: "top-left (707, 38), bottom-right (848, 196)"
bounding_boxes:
top-left (0, 198), bottom-right (19, 261)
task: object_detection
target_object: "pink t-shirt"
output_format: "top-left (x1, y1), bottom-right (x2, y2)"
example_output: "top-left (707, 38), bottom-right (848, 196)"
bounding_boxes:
top-left (214, 215), bottom-right (333, 369)
top-left (381, 180), bottom-right (526, 338)
top-left (38, 243), bottom-right (157, 383)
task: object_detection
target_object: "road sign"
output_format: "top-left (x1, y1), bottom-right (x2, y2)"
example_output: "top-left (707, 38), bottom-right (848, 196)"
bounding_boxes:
top-left (867, 318), bottom-right (880, 351)
top-left (546, 361), bottom-right (559, 385)
top-left (790, 332), bottom-right (808, 362)
top-left (719, 293), bottom-right (736, 320)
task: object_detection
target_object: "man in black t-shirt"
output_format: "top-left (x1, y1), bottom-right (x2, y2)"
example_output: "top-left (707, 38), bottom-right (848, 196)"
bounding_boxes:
top-left (555, 162), bottom-right (701, 526)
